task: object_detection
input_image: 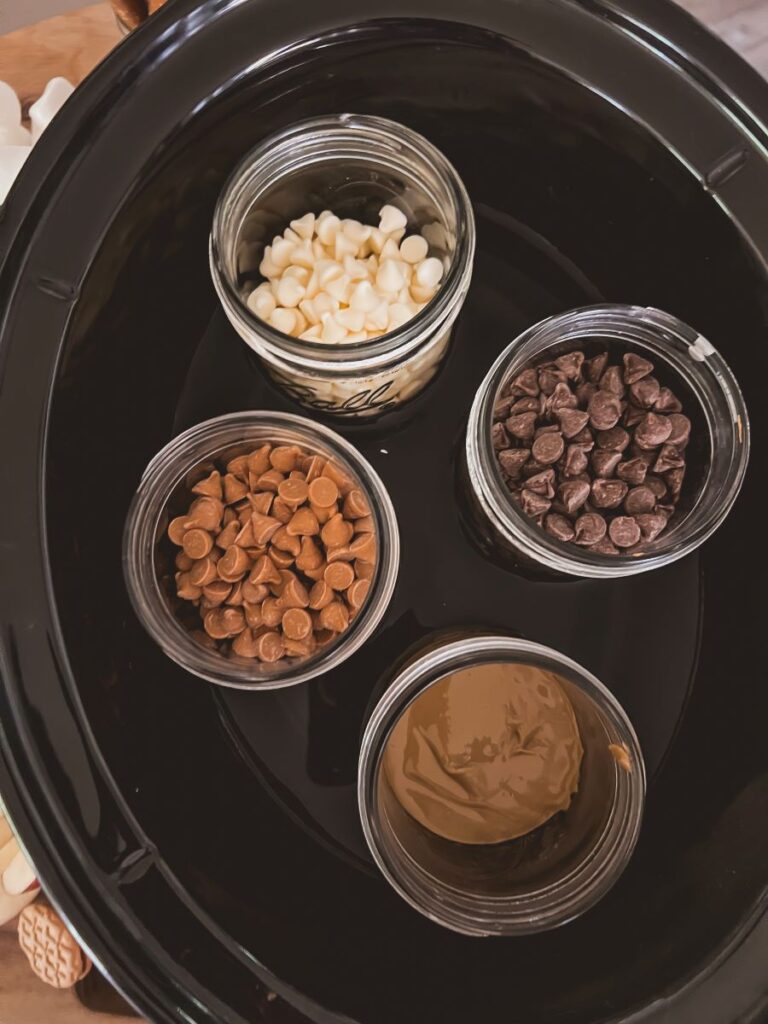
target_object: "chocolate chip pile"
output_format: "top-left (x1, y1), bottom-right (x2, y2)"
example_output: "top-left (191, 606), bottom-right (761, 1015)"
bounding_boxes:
top-left (167, 444), bottom-right (376, 663)
top-left (492, 350), bottom-right (692, 554)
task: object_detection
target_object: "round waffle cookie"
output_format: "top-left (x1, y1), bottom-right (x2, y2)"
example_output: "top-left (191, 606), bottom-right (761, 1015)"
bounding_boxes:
top-left (18, 903), bottom-right (92, 989)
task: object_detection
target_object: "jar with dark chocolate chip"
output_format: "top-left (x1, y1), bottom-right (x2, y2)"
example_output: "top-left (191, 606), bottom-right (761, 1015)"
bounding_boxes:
top-left (124, 412), bottom-right (399, 688)
top-left (465, 304), bottom-right (750, 578)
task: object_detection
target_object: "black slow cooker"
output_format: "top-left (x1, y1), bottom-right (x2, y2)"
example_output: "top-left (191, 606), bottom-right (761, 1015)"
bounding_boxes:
top-left (0, 1), bottom-right (766, 1022)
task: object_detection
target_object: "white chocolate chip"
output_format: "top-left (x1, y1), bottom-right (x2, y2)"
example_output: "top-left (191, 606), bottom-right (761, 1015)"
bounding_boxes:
top-left (380, 237), bottom-right (401, 260)
top-left (415, 257), bottom-right (444, 289)
top-left (299, 298), bottom-right (320, 325)
top-left (314, 292), bottom-right (340, 317)
top-left (292, 309), bottom-right (308, 336)
top-left (379, 203), bottom-right (408, 235)
top-left (376, 259), bottom-right (407, 294)
top-left (321, 313), bottom-right (347, 343)
top-left (271, 238), bottom-right (296, 268)
top-left (388, 302), bottom-right (415, 330)
top-left (304, 271), bottom-right (320, 299)
top-left (336, 307), bottom-right (366, 332)
top-left (410, 282), bottom-right (437, 304)
top-left (334, 232), bottom-right (359, 262)
top-left (283, 265), bottom-right (310, 284)
top-left (344, 256), bottom-right (369, 281)
top-left (289, 240), bottom-right (315, 269)
top-left (345, 330), bottom-right (369, 342)
top-left (400, 234), bottom-right (429, 264)
top-left (299, 325), bottom-right (321, 341)
top-left (290, 212), bottom-right (315, 239)
top-left (275, 276), bottom-right (305, 308)
top-left (349, 280), bottom-right (379, 313)
top-left (283, 227), bottom-right (301, 245)
top-left (316, 259), bottom-right (344, 287)
top-left (368, 228), bottom-right (386, 254)
top-left (342, 219), bottom-right (371, 249)
top-left (247, 286), bottom-right (276, 320)
top-left (365, 300), bottom-right (390, 332)
top-left (271, 307), bottom-right (297, 334)
top-left (325, 273), bottom-right (352, 304)
top-left (316, 214), bottom-right (341, 246)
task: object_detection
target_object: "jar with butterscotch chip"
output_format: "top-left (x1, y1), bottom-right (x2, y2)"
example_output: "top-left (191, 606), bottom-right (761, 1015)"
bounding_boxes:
top-left (124, 411), bottom-right (399, 687)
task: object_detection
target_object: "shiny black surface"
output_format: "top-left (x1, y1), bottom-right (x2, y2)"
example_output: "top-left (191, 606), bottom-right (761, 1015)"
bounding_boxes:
top-left (1, 3), bottom-right (767, 1024)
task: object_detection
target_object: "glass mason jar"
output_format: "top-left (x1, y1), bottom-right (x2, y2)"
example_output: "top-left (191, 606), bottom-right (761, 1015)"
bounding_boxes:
top-left (210, 114), bottom-right (476, 418)
top-left (123, 411), bottom-right (399, 689)
top-left (358, 635), bottom-right (645, 936)
top-left (465, 304), bottom-right (750, 579)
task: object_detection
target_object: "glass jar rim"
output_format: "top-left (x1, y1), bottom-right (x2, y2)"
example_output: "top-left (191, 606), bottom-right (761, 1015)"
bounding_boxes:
top-left (358, 635), bottom-right (646, 936)
top-left (466, 304), bottom-right (750, 578)
top-left (123, 410), bottom-right (400, 689)
top-left (209, 113), bottom-right (476, 370)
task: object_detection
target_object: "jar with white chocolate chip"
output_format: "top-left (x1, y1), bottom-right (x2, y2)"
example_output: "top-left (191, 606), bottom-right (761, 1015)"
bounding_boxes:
top-left (465, 305), bottom-right (750, 579)
top-left (210, 115), bottom-right (475, 418)
top-left (123, 412), bottom-right (399, 688)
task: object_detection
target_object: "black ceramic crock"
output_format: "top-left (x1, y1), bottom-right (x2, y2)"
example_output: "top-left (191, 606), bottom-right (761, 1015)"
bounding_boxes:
top-left (0, 2), bottom-right (767, 1023)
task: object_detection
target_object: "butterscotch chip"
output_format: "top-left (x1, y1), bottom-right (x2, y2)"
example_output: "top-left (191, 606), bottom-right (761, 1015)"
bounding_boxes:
top-left (223, 473), bottom-right (249, 504)
top-left (271, 496), bottom-right (293, 523)
top-left (355, 559), bottom-right (375, 581)
top-left (276, 576), bottom-right (310, 609)
top-left (309, 579), bottom-right (334, 610)
top-left (609, 743), bottom-right (632, 772)
top-left (182, 528), bottom-right (213, 560)
top-left (271, 568), bottom-right (297, 597)
top-left (251, 512), bottom-right (282, 546)
top-left (268, 445), bottom-right (299, 472)
top-left (191, 470), bottom-right (223, 500)
top-left (175, 551), bottom-right (194, 571)
top-left (227, 581), bottom-right (245, 606)
top-left (284, 636), bottom-right (315, 657)
top-left (18, 904), bottom-right (91, 989)
top-left (308, 477), bottom-right (339, 508)
top-left (319, 601), bottom-right (350, 633)
top-left (218, 545), bottom-right (250, 582)
top-left (326, 544), bottom-right (354, 563)
top-left (286, 507), bottom-right (320, 537)
top-left (257, 469), bottom-right (285, 492)
top-left (189, 556), bottom-right (219, 588)
top-left (261, 598), bottom-right (283, 628)
top-left (233, 518), bottom-right (257, 548)
top-left (278, 478), bottom-right (309, 506)
top-left (176, 572), bottom-right (202, 601)
top-left (282, 607), bottom-right (313, 640)
top-left (272, 526), bottom-right (301, 556)
top-left (202, 580), bottom-right (232, 606)
top-left (321, 512), bottom-right (353, 548)
top-left (304, 561), bottom-right (327, 581)
top-left (244, 603), bottom-right (264, 629)
top-left (304, 455), bottom-right (326, 482)
top-left (354, 515), bottom-right (375, 534)
top-left (250, 554), bottom-right (282, 585)
top-left (249, 491), bottom-right (273, 515)
top-left (168, 516), bottom-right (190, 545)
top-left (324, 562), bottom-right (355, 590)
top-left (347, 578), bottom-right (370, 610)
top-left (322, 461), bottom-right (354, 495)
top-left (242, 580), bottom-right (268, 604)
top-left (349, 533), bottom-right (376, 562)
top-left (256, 630), bottom-right (285, 662)
top-left (247, 445), bottom-right (272, 476)
top-left (222, 507), bottom-right (237, 525)
top-left (269, 546), bottom-right (295, 569)
top-left (232, 628), bottom-right (261, 658)
top-left (216, 520), bottom-right (240, 549)
top-left (310, 501), bottom-right (337, 524)
top-left (226, 455), bottom-right (250, 481)
top-left (111, 0), bottom-right (147, 29)
top-left (204, 608), bottom-right (243, 639)
top-left (296, 536), bottom-right (323, 572)
top-left (192, 629), bottom-right (217, 649)
top-left (343, 489), bottom-right (371, 518)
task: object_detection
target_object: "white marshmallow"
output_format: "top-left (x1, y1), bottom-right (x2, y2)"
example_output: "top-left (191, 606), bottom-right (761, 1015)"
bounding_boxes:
top-left (321, 313), bottom-right (348, 343)
top-left (271, 307), bottom-right (297, 335)
top-left (379, 203), bottom-right (408, 235)
top-left (400, 234), bottom-right (429, 264)
top-left (290, 212), bottom-right (315, 239)
top-left (415, 257), bottom-right (444, 289)
top-left (276, 276), bottom-right (305, 308)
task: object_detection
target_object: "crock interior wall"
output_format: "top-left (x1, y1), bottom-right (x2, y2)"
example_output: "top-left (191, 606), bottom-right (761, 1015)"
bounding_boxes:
top-left (44, 29), bottom-right (767, 1024)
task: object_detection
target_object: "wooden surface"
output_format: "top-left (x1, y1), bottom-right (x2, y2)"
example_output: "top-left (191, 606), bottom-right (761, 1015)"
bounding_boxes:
top-left (0, 1), bottom-right (766, 1022)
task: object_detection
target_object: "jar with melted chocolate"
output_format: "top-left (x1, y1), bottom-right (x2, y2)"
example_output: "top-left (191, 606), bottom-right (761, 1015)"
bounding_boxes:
top-left (465, 305), bottom-right (749, 578)
top-left (358, 636), bottom-right (645, 936)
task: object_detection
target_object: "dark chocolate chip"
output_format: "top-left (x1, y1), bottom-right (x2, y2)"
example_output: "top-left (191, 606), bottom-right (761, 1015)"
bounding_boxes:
top-left (629, 376), bottom-right (660, 409)
top-left (493, 395), bottom-right (514, 420)
top-left (574, 512), bottom-right (607, 546)
top-left (634, 412), bottom-right (672, 449)
top-left (506, 411), bottom-right (538, 442)
top-left (532, 432), bottom-right (565, 465)
top-left (538, 366), bottom-right (567, 395)
top-left (558, 479), bottom-right (591, 514)
top-left (546, 382), bottom-right (579, 415)
top-left (576, 382), bottom-right (598, 406)
top-left (545, 513), bottom-right (576, 542)
top-left (666, 466), bottom-right (685, 500)
top-left (623, 352), bottom-right (654, 385)
top-left (498, 448), bottom-right (530, 479)
top-left (591, 450), bottom-right (622, 478)
top-left (555, 351), bottom-right (585, 380)
top-left (572, 427), bottom-right (595, 449)
top-left (491, 423), bottom-right (510, 451)
top-left (535, 424), bottom-right (561, 436)
top-left (644, 475), bottom-right (668, 499)
top-left (616, 458), bottom-right (648, 485)
top-left (526, 468), bottom-right (556, 498)
top-left (520, 489), bottom-right (552, 517)
top-left (624, 404), bottom-right (646, 428)
top-left (591, 478), bottom-right (629, 509)
top-left (557, 408), bottom-right (590, 438)
top-left (624, 485), bottom-right (656, 515)
top-left (653, 443), bottom-right (685, 474)
top-left (596, 426), bottom-right (630, 452)
top-left (654, 387), bottom-right (682, 413)
top-left (600, 365), bottom-right (626, 397)
top-left (510, 368), bottom-right (539, 396)
top-left (609, 516), bottom-right (641, 548)
top-left (510, 396), bottom-right (541, 415)
top-left (522, 459), bottom-right (547, 478)
top-left (636, 512), bottom-right (668, 542)
top-left (585, 352), bottom-right (609, 383)
top-left (563, 444), bottom-right (590, 477)
top-left (588, 536), bottom-right (620, 555)
top-left (667, 413), bottom-right (691, 447)
top-left (588, 390), bottom-right (622, 430)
